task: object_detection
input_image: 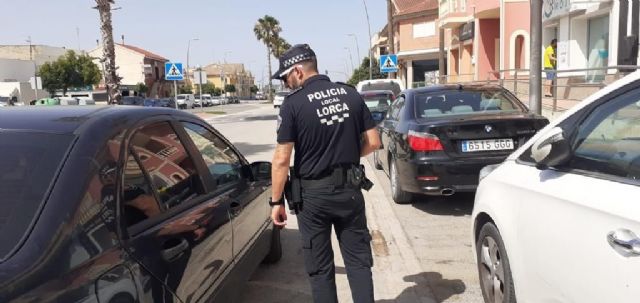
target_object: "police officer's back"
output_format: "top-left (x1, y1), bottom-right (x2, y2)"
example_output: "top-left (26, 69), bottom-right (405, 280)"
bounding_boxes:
top-left (269, 44), bottom-right (381, 303)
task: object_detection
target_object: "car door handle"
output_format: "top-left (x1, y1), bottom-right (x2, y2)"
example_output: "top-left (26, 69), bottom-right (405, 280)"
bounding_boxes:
top-left (161, 238), bottom-right (190, 262)
top-left (607, 229), bottom-right (640, 257)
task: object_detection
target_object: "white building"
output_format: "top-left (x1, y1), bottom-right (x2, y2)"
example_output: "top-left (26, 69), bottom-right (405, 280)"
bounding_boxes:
top-left (89, 44), bottom-right (169, 97)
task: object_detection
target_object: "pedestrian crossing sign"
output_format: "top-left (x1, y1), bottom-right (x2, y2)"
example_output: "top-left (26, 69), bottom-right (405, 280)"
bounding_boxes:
top-left (165, 62), bottom-right (184, 81)
top-left (380, 55), bottom-right (398, 73)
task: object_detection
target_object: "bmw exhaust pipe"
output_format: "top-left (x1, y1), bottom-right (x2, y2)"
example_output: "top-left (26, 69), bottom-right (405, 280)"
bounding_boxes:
top-left (440, 188), bottom-right (455, 196)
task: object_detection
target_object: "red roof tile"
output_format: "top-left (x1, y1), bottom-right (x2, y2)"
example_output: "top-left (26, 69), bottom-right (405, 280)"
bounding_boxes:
top-left (119, 44), bottom-right (167, 61)
top-left (394, 0), bottom-right (438, 16)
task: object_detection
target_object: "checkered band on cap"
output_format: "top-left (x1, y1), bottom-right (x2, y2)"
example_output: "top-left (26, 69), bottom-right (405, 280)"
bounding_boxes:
top-left (283, 53), bottom-right (314, 68)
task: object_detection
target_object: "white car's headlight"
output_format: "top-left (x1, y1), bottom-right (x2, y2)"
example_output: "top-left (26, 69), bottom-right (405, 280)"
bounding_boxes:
top-left (479, 163), bottom-right (502, 182)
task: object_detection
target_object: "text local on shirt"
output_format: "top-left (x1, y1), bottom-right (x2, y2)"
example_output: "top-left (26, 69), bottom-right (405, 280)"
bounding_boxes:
top-left (307, 87), bottom-right (350, 118)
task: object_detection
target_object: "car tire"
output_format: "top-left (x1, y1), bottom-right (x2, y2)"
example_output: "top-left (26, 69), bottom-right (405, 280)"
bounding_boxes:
top-left (373, 151), bottom-right (383, 170)
top-left (262, 226), bottom-right (282, 264)
top-left (476, 223), bottom-right (517, 303)
top-left (390, 159), bottom-right (412, 204)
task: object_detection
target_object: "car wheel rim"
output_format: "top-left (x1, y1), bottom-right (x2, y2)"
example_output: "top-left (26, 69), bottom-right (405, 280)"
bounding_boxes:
top-left (479, 236), bottom-right (505, 303)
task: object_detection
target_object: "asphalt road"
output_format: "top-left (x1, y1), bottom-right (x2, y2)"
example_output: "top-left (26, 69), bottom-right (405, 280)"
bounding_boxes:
top-left (199, 103), bottom-right (483, 303)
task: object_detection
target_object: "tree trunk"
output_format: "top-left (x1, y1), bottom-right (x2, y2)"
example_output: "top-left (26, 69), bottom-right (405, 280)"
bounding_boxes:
top-left (267, 45), bottom-right (273, 103)
top-left (96, 0), bottom-right (121, 104)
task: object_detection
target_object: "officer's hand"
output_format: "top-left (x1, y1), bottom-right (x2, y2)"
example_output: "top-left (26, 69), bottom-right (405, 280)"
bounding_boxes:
top-left (271, 205), bottom-right (287, 228)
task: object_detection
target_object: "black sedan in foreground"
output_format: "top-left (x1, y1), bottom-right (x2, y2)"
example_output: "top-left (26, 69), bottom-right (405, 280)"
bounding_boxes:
top-left (0, 106), bottom-right (280, 302)
top-left (374, 84), bottom-right (549, 203)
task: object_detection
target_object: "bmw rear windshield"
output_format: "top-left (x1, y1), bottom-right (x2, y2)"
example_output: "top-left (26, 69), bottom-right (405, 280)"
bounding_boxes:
top-left (0, 131), bottom-right (74, 261)
top-left (414, 88), bottom-right (526, 119)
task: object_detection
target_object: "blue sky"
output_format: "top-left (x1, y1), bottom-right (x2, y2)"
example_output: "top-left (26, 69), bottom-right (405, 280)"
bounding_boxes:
top-left (0, 0), bottom-right (387, 83)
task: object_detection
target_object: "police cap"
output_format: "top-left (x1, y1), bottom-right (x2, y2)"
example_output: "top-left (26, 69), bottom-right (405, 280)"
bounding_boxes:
top-left (271, 44), bottom-right (316, 80)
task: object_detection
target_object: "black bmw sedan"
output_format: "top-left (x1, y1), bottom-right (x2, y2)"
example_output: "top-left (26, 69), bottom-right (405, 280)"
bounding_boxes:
top-left (0, 106), bottom-right (280, 302)
top-left (374, 84), bottom-right (549, 203)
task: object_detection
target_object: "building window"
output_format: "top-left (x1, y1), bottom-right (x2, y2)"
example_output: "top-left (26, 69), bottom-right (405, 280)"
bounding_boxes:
top-left (515, 35), bottom-right (525, 69)
top-left (413, 22), bottom-right (436, 38)
top-left (586, 15), bottom-right (610, 83)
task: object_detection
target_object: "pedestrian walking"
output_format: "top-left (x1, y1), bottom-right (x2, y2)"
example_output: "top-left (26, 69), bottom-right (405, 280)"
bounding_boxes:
top-left (544, 39), bottom-right (558, 97)
top-left (269, 44), bottom-right (381, 303)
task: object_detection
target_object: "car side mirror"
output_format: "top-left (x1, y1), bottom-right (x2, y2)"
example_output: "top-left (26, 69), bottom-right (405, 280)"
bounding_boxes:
top-left (250, 161), bottom-right (272, 181)
top-left (531, 127), bottom-right (572, 170)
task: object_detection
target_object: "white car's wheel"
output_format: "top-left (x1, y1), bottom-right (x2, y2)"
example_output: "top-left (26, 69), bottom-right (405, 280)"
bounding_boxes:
top-left (477, 223), bottom-right (516, 303)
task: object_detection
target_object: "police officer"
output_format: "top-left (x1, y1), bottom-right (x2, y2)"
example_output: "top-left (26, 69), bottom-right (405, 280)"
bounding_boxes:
top-left (269, 44), bottom-right (381, 303)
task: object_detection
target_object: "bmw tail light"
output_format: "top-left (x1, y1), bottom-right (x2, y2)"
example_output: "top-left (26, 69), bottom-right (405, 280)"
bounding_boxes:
top-left (408, 130), bottom-right (444, 151)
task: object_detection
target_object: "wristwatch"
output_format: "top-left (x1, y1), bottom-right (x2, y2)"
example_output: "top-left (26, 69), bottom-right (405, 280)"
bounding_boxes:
top-left (269, 196), bottom-right (285, 206)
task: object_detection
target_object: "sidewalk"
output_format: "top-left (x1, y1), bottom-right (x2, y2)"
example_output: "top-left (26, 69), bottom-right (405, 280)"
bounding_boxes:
top-left (239, 158), bottom-right (438, 303)
top-left (541, 96), bottom-right (580, 120)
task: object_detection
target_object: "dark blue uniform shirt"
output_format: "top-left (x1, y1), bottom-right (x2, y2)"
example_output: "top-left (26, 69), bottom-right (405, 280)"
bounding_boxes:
top-left (277, 75), bottom-right (376, 179)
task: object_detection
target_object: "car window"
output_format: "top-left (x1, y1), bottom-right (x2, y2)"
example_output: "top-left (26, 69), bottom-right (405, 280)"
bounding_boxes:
top-left (414, 89), bottom-right (524, 118)
top-left (568, 89), bottom-right (640, 181)
top-left (362, 93), bottom-right (393, 109)
top-left (129, 122), bottom-right (203, 210)
top-left (181, 122), bottom-right (243, 188)
top-left (389, 96), bottom-right (405, 120)
top-left (0, 132), bottom-right (74, 261)
top-left (122, 154), bottom-right (161, 228)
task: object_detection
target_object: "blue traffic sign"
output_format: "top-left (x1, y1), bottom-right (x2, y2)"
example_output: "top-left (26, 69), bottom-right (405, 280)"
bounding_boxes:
top-left (165, 62), bottom-right (184, 81)
top-left (380, 54), bottom-right (398, 73)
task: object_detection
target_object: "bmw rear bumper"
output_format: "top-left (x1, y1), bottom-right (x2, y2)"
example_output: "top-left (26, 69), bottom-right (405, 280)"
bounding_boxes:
top-left (397, 155), bottom-right (507, 195)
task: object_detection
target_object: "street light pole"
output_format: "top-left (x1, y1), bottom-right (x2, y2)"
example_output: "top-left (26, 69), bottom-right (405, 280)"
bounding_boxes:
top-left (530, 0), bottom-right (543, 115)
top-left (348, 34), bottom-right (362, 66)
top-left (186, 38), bottom-right (199, 86)
top-left (344, 47), bottom-right (355, 71)
top-left (361, 0), bottom-right (373, 80)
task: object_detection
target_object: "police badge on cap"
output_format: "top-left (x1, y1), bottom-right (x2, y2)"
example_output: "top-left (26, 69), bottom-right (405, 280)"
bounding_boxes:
top-left (272, 44), bottom-right (316, 80)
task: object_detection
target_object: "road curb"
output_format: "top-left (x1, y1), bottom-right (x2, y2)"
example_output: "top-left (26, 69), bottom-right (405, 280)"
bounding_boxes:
top-left (362, 158), bottom-right (438, 303)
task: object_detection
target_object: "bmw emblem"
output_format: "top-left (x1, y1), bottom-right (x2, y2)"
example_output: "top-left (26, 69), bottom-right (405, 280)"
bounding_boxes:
top-left (485, 125), bottom-right (493, 133)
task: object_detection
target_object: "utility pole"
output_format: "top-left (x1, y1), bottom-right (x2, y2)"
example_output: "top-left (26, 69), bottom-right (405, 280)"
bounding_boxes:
top-left (530, 0), bottom-right (543, 115)
top-left (387, 0), bottom-right (395, 79)
top-left (348, 34), bottom-right (362, 66)
top-left (361, 0), bottom-right (373, 80)
top-left (27, 36), bottom-right (38, 101)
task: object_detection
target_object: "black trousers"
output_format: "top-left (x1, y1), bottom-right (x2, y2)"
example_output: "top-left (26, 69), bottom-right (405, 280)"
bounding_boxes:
top-left (298, 186), bottom-right (374, 303)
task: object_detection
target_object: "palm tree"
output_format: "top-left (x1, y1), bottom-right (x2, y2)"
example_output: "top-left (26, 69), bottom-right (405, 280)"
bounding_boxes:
top-left (254, 15), bottom-right (281, 102)
top-left (95, 0), bottom-right (121, 104)
top-left (271, 37), bottom-right (291, 59)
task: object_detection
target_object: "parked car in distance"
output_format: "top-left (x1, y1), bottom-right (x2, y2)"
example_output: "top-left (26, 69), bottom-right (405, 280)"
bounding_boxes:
top-left (273, 91), bottom-right (288, 108)
top-left (472, 71), bottom-right (640, 303)
top-left (375, 84), bottom-right (549, 203)
top-left (158, 97), bottom-right (176, 108)
top-left (356, 79), bottom-right (405, 97)
top-left (211, 96), bottom-right (222, 106)
top-left (176, 94), bottom-right (195, 109)
top-left (77, 97), bottom-right (96, 105)
top-left (121, 96), bottom-right (145, 106)
top-left (201, 94), bottom-right (213, 107)
top-left (360, 90), bottom-right (395, 123)
top-left (0, 106), bottom-right (281, 303)
top-left (33, 98), bottom-right (60, 106)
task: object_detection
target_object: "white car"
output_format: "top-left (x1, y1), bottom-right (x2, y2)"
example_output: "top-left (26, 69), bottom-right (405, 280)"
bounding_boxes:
top-left (176, 94), bottom-right (195, 109)
top-left (472, 71), bottom-right (640, 303)
top-left (273, 91), bottom-right (287, 108)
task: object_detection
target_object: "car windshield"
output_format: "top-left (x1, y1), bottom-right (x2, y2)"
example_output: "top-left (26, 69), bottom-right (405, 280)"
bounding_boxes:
top-left (362, 93), bottom-right (393, 109)
top-left (414, 89), bottom-right (525, 118)
top-left (0, 132), bottom-right (74, 260)
top-left (176, 95), bottom-right (186, 100)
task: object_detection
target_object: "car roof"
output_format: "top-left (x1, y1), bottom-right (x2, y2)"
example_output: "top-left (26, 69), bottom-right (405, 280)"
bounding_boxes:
top-left (0, 106), bottom-right (189, 134)
top-left (360, 90), bottom-right (394, 95)
top-left (404, 84), bottom-right (507, 95)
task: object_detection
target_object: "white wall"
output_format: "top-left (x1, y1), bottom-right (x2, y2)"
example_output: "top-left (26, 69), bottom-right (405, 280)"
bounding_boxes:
top-left (0, 59), bottom-right (35, 82)
top-left (89, 45), bottom-right (145, 86)
top-left (0, 82), bottom-right (46, 103)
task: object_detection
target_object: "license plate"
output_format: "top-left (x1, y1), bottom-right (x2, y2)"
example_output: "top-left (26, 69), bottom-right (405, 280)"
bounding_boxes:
top-left (461, 138), bottom-right (514, 152)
